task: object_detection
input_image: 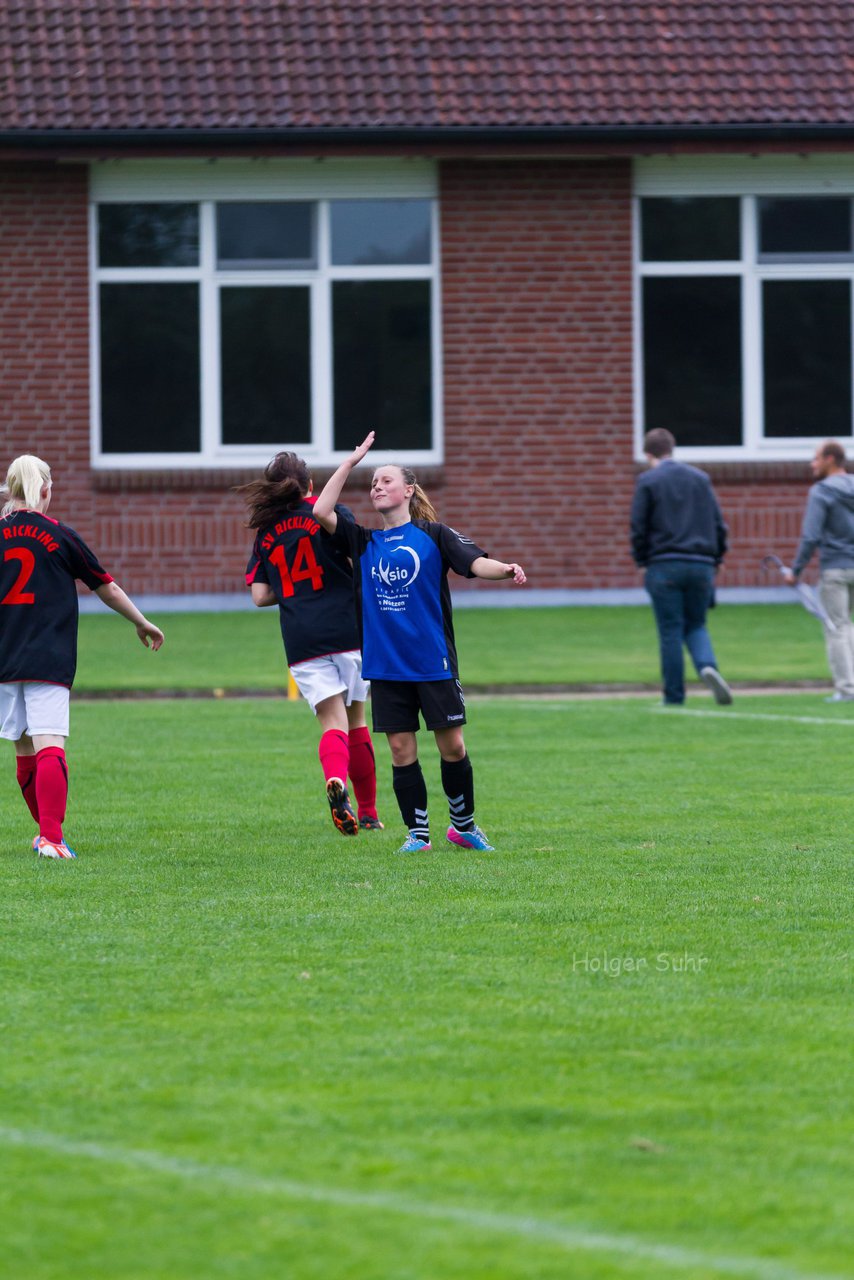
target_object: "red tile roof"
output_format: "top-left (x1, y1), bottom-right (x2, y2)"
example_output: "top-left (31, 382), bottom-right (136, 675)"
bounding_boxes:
top-left (1, 1), bottom-right (853, 135)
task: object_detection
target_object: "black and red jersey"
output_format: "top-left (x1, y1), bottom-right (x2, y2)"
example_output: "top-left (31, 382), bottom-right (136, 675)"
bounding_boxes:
top-left (0, 509), bottom-right (113, 687)
top-left (245, 497), bottom-right (360, 666)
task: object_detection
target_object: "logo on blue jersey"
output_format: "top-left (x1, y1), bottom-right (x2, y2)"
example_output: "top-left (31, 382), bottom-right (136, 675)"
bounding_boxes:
top-left (372, 545), bottom-right (421, 589)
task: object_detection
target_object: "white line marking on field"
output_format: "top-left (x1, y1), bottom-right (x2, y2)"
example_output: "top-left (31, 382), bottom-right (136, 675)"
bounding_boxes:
top-left (652, 708), bottom-right (854, 728)
top-left (0, 1126), bottom-right (844, 1280)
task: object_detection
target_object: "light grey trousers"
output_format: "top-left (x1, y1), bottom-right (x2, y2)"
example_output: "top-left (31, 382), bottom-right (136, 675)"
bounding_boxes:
top-left (819, 567), bottom-right (854, 696)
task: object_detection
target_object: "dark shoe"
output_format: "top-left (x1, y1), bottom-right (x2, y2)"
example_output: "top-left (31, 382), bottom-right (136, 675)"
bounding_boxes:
top-left (326, 778), bottom-right (359, 836)
top-left (359, 815), bottom-right (385, 830)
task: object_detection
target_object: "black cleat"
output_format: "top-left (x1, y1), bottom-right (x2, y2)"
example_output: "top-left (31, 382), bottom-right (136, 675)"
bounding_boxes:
top-left (326, 778), bottom-right (359, 836)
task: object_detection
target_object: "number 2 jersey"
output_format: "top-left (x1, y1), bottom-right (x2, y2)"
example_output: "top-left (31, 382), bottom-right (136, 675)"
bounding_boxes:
top-left (330, 515), bottom-right (485, 681)
top-left (245, 497), bottom-right (361, 666)
top-left (0, 510), bottom-right (113, 687)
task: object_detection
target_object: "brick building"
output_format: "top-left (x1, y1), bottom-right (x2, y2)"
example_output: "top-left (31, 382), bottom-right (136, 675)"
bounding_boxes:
top-left (2, 2), bottom-right (854, 596)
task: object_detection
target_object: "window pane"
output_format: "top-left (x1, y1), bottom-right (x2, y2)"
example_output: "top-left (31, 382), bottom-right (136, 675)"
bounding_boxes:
top-left (333, 282), bottom-right (431, 450)
top-left (642, 277), bottom-right (742, 446)
top-left (331, 199), bottom-right (432, 265)
top-left (98, 204), bottom-right (199, 267)
top-left (759, 198), bottom-right (851, 256)
top-left (763, 281), bottom-right (851, 437)
top-left (640, 198), bottom-right (740, 261)
top-left (220, 288), bottom-right (311, 445)
top-left (216, 203), bottom-right (314, 268)
top-left (100, 284), bottom-right (200, 453)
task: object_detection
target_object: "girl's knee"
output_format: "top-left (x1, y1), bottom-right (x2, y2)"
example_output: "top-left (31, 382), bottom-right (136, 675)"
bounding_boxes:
top-left (435, 728), bottom-right (466, 761)
top-left (387, 732), bottom-right (417, 766)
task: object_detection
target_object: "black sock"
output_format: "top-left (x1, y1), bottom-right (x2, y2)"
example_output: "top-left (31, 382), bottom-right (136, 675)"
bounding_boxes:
top-left (392, 761), bottom-right (429, 839)
top-left (441, 754), bottom-right (475, 832)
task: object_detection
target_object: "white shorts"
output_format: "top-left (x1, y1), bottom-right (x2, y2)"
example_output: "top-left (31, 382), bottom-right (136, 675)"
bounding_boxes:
top-left (289, 650), bottom-right (370, 714)
top-left (0, 682), bottom-right (70, 740)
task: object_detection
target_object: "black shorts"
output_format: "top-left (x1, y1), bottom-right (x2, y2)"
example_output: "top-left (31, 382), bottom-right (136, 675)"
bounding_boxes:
top-left (370, 678), bottom-right (467, 733)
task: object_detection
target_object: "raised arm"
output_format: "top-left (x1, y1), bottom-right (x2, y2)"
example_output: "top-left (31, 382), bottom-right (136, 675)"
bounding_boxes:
top-left (470, 557), bottom-right (527, 584)
top-left (95, 581), bottom-right (164, 649)
top-left (313, 431), bottom-right (376, 532)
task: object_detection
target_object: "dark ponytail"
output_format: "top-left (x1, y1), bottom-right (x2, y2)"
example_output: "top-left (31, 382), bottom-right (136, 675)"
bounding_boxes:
top-left (236, 452), bottom-right (312, 529)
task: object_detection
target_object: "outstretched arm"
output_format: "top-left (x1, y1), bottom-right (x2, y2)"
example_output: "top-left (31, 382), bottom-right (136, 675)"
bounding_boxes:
top-left (313, 431), bottom-right (376, 533)
top-left (470, 557), bottom-right (527, 584)
top-left (95, 581), bottom-right (164, 649)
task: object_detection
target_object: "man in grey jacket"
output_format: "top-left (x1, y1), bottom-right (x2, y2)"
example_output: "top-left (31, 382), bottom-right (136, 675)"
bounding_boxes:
top-left (783, 440), bottom-right (854, 701)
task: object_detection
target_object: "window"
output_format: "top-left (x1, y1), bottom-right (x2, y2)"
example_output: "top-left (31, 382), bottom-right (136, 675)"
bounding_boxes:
top-left (93, 189), bottom-right (438, 467)
top-left (642, 276), bottom-right (742, 446)
top-left (332, 281), bottom-right (432, 450)
top-left (637, 190), bottom-right (854, 457)
top-left (100, 283), bottom-right (200, 452)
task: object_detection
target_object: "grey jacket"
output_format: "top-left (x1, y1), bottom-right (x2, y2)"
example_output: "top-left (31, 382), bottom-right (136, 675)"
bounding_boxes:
top-left (792, 473), bottom-right (854, 576)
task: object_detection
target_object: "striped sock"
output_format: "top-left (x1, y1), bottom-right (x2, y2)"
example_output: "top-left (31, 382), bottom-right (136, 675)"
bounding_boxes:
top-left (441, 754), bottom-right (475, 832)
top-left (392, 761), bottom-right (429, 841)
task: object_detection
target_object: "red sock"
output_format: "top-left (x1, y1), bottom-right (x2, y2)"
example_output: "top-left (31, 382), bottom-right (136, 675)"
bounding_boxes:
top-left (16, 755), bottom-right (39, 825)
top-left (348, 726), bottom-right (378, 821)
top-left (35, 747), bottom-right (68, 843)
top-left (318, 729), bottom-right (350, 788)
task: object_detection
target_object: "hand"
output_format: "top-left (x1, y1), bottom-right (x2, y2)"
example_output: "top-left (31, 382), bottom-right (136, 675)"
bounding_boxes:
top-left (781, 568), bottom-right (796, 586)
top-left (350, 431), bottom-right (375, 467)
top-left (137, 620), bottom-right (164, 650)
top-left (504, 563), bottom-right (527, 584)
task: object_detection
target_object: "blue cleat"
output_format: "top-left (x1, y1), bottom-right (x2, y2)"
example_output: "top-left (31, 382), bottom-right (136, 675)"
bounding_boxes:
top-left (446, 824), bottom-right (495, 852)
top-left (396, 833), bottom-right (432, 854)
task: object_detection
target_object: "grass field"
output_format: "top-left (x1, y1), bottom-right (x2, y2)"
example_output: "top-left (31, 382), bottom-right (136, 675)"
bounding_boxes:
top-left (75, 602), bottom-right (834, 691)
top-left (1, 690), bottom-right (851, 1279)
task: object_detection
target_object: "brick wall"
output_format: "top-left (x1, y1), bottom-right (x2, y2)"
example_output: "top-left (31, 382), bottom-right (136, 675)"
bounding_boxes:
top-left (0, 159), bottom-right (816, 597)
top-left (439, 158), bottom-right (638, 591)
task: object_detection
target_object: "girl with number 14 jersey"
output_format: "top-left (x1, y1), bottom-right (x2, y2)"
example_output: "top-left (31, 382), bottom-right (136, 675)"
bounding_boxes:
top-left (241, 452), bottom-right (381, 837)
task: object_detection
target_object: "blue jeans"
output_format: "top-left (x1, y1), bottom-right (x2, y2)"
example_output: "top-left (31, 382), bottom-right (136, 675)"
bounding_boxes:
top-left (645, 560), bottom-right (718, 704)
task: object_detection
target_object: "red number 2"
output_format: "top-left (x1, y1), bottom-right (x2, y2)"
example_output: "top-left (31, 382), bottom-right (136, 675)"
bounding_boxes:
top-left (268, 537), bottom-right (325, 598)
top-left (2, 548), bottom-right (36, 605)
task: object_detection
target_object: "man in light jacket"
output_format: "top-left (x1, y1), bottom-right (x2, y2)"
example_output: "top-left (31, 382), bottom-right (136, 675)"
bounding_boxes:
top-left (783, 440), bottom-right (854, 702)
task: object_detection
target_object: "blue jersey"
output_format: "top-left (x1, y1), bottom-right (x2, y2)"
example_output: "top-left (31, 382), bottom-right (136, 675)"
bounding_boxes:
top-left (332, 515), bottom-right (485, 681)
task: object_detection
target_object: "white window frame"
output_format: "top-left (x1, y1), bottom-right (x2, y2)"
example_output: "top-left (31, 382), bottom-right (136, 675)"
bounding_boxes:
top-left (89, 159), bottom-right (442, 470)
top-left (634, 155), bottom-right (854, 462)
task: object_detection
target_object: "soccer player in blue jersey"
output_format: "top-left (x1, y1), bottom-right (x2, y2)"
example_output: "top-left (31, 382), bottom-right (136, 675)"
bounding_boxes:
top-left (1, 454), bottom-right (164, 860)
top-left (241, 452), bottom-right (382, 836)
top-left (314, 432), bottom-right (526, 855)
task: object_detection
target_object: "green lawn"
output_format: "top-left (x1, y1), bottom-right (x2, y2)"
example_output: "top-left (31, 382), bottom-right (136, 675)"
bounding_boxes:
top-left (1, 696), bottom-right (851, 1278)
top-left (76, 603), bottom-right (832, 691)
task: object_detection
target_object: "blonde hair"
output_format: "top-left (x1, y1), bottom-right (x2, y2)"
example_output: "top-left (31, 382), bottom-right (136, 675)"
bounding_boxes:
top-left (2, 454), bottom-right (51, 518)
top-left (398, 466), bottom-right (437, 523)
